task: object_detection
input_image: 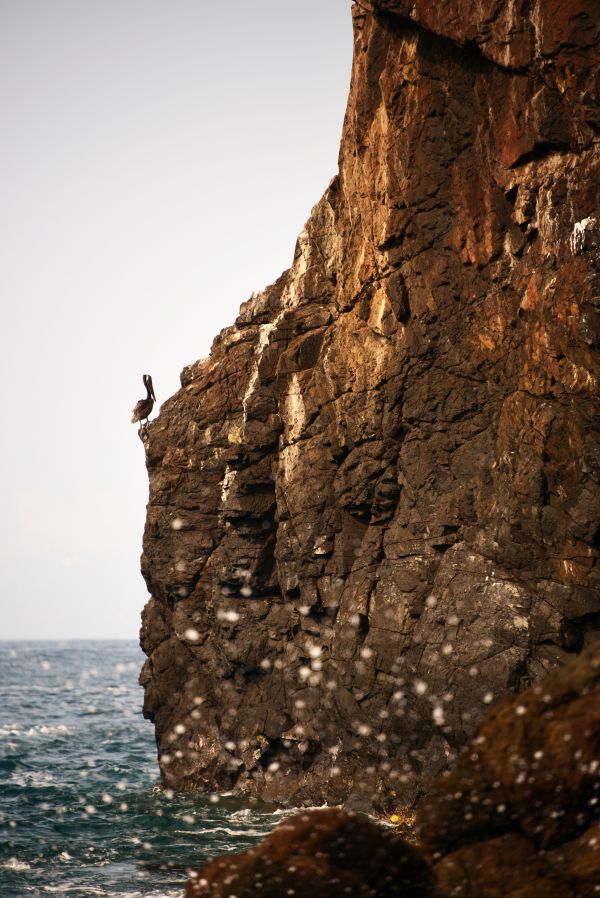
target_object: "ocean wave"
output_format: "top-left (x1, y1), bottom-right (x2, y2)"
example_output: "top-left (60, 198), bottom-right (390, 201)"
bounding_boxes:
top-left (228, 808), bottom-right (254, 821)
top-left (131, 893), bottom-right (181, 898)
top-left (175, 825), bottom-right (270, 838)
top-left (270, 803), bottom-right (339, 818)
top-left (10, 769), bottom-right (56, 787)
top-left (0, 722), bottom-right (72, 738)
top-left (46, 892), bottom-right (183, 898)
top-left (0, 642), bottom-right (272, 898)
top-left (1, 858), bottom-right (32, 871)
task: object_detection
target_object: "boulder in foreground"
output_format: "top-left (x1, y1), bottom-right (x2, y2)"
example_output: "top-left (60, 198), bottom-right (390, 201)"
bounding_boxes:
top-left (419, 643), bottom-right (600, 898)
top-left (185, 807), bottom-right (437, 898)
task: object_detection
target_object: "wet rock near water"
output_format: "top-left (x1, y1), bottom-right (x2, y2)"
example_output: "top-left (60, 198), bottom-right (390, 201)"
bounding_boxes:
top-left (186, 809), bottom-right (436, 898)
top-left (139, 0), bottom-right (600, 809)
top-left (420, 643), bottom-right (600, 897)
top-left (185, 807), bottom-right (437, 898)
top-left (186, 647), bottom-right (600, 897)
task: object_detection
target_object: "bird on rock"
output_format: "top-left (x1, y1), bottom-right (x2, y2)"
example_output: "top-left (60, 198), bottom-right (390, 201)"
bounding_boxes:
top-left (131, 374), bottom-right (156, 429)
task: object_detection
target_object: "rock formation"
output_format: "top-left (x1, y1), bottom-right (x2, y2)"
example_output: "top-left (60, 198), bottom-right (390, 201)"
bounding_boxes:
top-left (185, 646), bottom-right (600, 898)
top-left (421, 644), bottom-right (600, 897)
top-left (139, 0), bottom-right (600, 809)
top-left (185, 807), bottom-right (437, 898)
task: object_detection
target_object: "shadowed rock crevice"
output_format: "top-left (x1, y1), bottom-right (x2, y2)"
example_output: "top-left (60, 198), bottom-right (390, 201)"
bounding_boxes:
top-left (139, 0), bottom-right (600, 810)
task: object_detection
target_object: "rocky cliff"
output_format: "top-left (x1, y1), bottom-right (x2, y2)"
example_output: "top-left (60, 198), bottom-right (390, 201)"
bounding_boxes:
top-left (139, 0), bottom-right (600, 810)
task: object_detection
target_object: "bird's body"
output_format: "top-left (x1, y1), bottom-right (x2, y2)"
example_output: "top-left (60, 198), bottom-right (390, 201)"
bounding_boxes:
top-left (132, 374), bottom-right (156, 426)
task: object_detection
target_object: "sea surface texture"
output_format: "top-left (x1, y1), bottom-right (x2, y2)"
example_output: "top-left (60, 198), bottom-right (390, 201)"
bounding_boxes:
top-left (0, 641), bottom-right (280, 898)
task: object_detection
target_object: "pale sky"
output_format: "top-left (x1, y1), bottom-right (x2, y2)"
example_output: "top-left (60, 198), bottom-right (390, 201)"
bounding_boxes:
top-left (0, 0), bottom-right (353, 639)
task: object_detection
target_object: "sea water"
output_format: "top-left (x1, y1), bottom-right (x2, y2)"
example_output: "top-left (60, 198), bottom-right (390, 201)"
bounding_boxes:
top-left (0, 641), bottom-right (282, 898)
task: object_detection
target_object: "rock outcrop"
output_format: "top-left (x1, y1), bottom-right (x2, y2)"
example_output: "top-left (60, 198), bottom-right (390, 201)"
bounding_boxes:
top-left (420, 644), bottom-right (600, 897)
top-left (185, 807), bottom-right (437, 898)
top-left (139, 0), bottom-right (600, 809)
top-left (185, 646), bottom-right (600, 898)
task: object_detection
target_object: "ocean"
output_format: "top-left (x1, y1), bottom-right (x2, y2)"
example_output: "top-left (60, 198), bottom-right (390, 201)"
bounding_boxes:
top-left (0, 641), bottom-right (283, 898)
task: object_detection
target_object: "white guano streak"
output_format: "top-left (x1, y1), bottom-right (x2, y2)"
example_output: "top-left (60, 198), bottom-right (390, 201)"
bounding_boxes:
top-left (241, 315), bottom-right (282, 423)
top-left (241, 227), bottom-right (312, 423)
top-left (285, 373), bottom-right (306, 443)
top-left (570, 216), bottom-right (595, 255)
top-left (220, 465), bottom-right (236, 506)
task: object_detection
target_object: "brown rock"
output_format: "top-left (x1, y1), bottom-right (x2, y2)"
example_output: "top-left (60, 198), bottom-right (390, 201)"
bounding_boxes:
top-left (185, 808), bottom-right (437, 898)
top-left (432, 833), bottom-right (577, 898)
top-left (418, 644), bottom-right (600, 897)
top-left (139, 0), bottom-right (600, 809)
top-left (184, 649), bottom-right (600, 898)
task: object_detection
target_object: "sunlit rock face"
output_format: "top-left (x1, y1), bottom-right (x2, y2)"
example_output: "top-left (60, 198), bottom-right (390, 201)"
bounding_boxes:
top-left (139, 0), bottom-right (600, 809)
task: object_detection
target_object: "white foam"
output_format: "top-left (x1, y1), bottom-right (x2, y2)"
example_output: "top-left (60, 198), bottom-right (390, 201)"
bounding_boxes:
top-left (10, 770), bottom-right (55, 788)
top-left (229, 808), bottom-right (253, 821)
top-left (0, 722), bottom-right (72, 738)
top-left (175, 826), bottom-right (268, 838)
top-left (2, 858), bottom-right (31, 872)
top-left (140, 894), bottom-right (180, 898)
top-left (270, 803), bottom-right (337, 817)
top-left (92, 892), bottom-right (184, 898)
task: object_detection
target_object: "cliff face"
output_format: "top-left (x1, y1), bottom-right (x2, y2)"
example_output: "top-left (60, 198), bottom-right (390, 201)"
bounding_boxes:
top-left (139, 0), bottom-right (600, 810)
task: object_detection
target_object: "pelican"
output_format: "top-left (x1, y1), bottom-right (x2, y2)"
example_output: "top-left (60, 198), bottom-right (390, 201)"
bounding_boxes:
top-left (131, 374), bottom-right (156, 428)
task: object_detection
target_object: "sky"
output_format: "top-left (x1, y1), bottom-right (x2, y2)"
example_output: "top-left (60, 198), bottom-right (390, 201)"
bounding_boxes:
top-left (0, 0), bottom-right (353, 639)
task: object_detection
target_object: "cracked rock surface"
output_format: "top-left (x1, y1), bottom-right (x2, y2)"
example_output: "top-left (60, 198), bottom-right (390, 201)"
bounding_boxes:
top-left (139, 0), bottom-right (600, 810)
top-left (184, 647), bottom-right (600, 897)
top-left (419, 644), bottom-right (600, 897)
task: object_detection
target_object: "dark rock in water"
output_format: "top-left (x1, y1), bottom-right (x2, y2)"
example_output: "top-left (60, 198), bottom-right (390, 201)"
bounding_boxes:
top-left (139, 0), bottom-right (600, 808)
top-left (185, 647), bottom-right (600, 897)
top-left (185, 807), bottom-right (438, 898)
